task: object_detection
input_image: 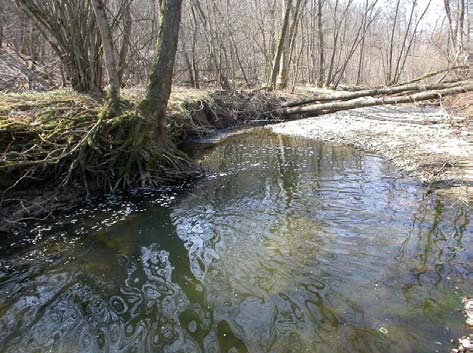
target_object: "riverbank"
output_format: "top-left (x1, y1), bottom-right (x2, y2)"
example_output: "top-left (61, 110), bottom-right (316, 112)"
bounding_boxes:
top-left (3, 87), bottom-right (472, 235)
top-left (271, 104), bottom-right (473, 203)
top-left (0, 88), bottom-right (293, 234)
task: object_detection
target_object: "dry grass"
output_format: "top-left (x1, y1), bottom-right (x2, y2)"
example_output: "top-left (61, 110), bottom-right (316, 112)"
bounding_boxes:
top-left (0, 90), bottom-right (100, 123)
top-left (443, 92), bottom-right (473, 120)
top-left (0, 88), bottom-right (217, 193)
top-left (0, 88), bottom-right (211, 123)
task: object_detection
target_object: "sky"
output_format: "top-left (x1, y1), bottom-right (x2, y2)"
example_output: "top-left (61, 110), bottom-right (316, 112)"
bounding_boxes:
top-left (375, 0), bottom-right (448, 30)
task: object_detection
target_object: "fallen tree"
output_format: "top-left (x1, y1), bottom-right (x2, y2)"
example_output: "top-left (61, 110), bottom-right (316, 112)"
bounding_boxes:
top-left (281, 83), bottom-right (473, 117)
top-left (283, 81), bottom-right (466, 108)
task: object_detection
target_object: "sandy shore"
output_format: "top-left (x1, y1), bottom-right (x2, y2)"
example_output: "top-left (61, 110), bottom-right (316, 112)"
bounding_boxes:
top-left (270, 105), bottom-right (473, 203)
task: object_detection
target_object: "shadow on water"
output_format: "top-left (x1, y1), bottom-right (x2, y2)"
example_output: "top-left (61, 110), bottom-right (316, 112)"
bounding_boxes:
top-left (0, 130), bottom-right (472, 353)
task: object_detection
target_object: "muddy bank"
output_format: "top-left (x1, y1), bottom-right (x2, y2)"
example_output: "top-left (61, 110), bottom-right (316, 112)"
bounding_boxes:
top-left (0, 88), bottom-right (294, 235)
top-left (271, 105), bottom-right (473, 203)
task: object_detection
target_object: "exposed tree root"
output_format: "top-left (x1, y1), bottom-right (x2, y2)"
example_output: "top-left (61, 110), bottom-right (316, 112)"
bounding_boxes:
top-left (1, 105), bottom-right (197, 192)
top-left (0, 88), bottom-right (288, 233)
top-left (0, 100), bottom-right (198, 235)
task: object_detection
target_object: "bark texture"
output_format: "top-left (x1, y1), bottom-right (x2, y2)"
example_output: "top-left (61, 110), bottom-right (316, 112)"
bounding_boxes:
top-left (268, 0), bottom-right (293, 89)
top-left (281, 83), bottom-right (473, 116)
top-left (282, 81), bottom-right (465, 108)
top-left (141, 0), bottom-right (183, 140)
top-left (91, 0), bottom-right (121, 116)
top-left (15, 0), bottom-right (104, 93)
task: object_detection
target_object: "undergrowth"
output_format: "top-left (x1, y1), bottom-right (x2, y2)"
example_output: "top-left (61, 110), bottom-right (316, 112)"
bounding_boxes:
top-left (0, 88), bottom-right (286, 191)
top-left (0, 90), bottom-right (202, 196)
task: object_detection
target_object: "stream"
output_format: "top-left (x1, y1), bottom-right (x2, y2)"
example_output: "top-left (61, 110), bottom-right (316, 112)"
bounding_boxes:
top-left (0, 130), bottom-right (472, 353)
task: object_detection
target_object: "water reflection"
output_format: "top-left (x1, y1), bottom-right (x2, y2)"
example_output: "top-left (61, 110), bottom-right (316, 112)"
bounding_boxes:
top-left (0, 130), bottom-right (471, 353)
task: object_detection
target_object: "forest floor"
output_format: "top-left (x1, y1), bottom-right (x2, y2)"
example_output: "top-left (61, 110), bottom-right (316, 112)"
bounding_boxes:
top-left (271, 103), bottom-right (473, 204)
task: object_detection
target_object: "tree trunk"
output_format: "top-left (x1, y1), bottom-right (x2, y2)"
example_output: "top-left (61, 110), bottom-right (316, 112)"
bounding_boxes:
top-left (190, 5), bottom-right (200, 88)
top-left (268, 0), bottom-right (293, 89)
top-left (276, 11), bottom-right (292, 89)
top-left (386, 0), bottom-right (401, 84)
top-left (118, 0), bottom-right (132, 85)
top-left (282, 81), bottom-right (465, 108)
top-left (90, 0), bottom-right (121, 116)
top-left (356, 0), bottom-right (369, 85)
top-left (317, 0), bottom-right (324, 86)
top-left (0, 0), bottom-right (4, 49)
top-left (281, 83), bottom-right (473, 116)
top-left (277, 0), bottom-right (305, 89)
top-left (394, 65), bottom-right (468, 87)
top-left (141, 0), bottom-right (183, 141)
top-left (181, 39), bottom-right (196, 87)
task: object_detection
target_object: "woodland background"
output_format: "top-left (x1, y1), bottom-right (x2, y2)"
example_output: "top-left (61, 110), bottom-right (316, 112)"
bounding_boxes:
top-left (0, 0), bottom-right (471, 93)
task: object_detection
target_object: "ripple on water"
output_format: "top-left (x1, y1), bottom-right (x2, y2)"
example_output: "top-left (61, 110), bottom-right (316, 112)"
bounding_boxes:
top-left (0, 131), bottom-right (472, 353)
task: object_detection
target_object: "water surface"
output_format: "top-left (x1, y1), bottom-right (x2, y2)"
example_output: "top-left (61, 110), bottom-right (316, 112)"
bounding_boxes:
top-left (0, 130), bottom-right (472, 353)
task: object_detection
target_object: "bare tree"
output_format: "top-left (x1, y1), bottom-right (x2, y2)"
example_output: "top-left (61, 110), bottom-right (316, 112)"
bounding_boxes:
top-left (276, 0), bottom-right (307, 89)
top-left (317, 0), bottom-right (325, 86)
top-left (192, 0), bottom-right (231, 90)
top-left (268, 0), bottom-right (293, 89)
top-left (444, 0), bottom-right (467, 65)
top-left (118, 0), bottom-right (133, 84)
top-left (4, 0), bottom-right (458, 92)
top-left (140, 0), bottom-right (183, 140)
top-left (91, 0), bottom-right (121, 115)
top-left (384, 0), bottom-right (432, 85)
top-left (15, 0), bottom-right (104, 93)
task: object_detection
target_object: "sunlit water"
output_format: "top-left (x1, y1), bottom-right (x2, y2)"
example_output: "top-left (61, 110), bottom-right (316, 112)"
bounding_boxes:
top-left (0, 130), bottom-right (472, 353)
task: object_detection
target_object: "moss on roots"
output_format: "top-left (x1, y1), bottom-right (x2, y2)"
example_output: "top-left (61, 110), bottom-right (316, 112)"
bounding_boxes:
top-left (0, 93), bottom-right (197, 194)
top-left (0, 87), bottom-right (286, 203)
top-left (0, 88), bottom-right (290, 232)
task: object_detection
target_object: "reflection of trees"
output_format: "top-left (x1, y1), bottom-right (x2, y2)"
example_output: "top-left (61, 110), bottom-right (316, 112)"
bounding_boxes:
top-left (0, 243), bottom-right (202, 353)
top-left (396, 198), bottom-right (469, 295)
top-left (191, 131), bottom-right (369, 206)
top-left (176, 131), bottom-right (406, 353)
top-left (3, 130), bottom-right (465, 353)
